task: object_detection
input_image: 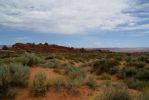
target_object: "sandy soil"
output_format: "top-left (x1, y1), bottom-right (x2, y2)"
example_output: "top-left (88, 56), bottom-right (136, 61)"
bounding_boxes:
top-left (14, 66), bottom-right (140, 100)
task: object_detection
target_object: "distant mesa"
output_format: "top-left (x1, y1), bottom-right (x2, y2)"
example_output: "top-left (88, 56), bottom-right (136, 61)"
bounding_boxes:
top-left (0, 43), bottom-right (149, 53)
top-left (8, 43), bottom-right (87, 53)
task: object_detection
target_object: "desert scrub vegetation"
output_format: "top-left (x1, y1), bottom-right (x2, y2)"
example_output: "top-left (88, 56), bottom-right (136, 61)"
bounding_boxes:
top-left (118, 65), bottom-right (149, 90)
top-left (0, 65), bottom-right (11, 97)
top-left (99, 87), bottom-right (131, 100)
top-left (126, 79), bottom-right (149, 90)
top-left (138, 55), bottom-right (149, 64)
top-left (126, 61), bottom-right (146, 68)
top-left (0, 51), bottom-right (16, 59)
top-left (45, 53), bottom-right (57, 60)
top-left (97, 73), bottom-right (111, 80)
top-left (17, 52), bottom-right (44, 66)
top-left (60, 63), bottom-right (87, 93)
top-left (85, 76), bottom-right (97, 89)
top-left (0, 63), bottom-right (30, 98)
top-left (6, 88), bottom-right (18, 100)
top-left (91, 59), bottom-right (119, 75)
top-left (50, 58), bottom-right (62, 68)
top-left (9, 63), bottom-right (30, 87)
top-left (52, 78), bottom-right (66, 92)
top-left (41, 58), bottom-right (62, 69)
top-left (136, 90), bottom-right (149, 100)
top-left (118, 67), bottom-right (137, 79)
top-left (32, 72), bottom-right (48, 96)
top-left (118, 66), bottom-right (149, 80)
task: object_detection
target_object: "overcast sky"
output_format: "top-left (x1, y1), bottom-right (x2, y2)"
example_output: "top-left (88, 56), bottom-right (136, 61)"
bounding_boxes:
top-left (0, 0), bottom-right (149, 47)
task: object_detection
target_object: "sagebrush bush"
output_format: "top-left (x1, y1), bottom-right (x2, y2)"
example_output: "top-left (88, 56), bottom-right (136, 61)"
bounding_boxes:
top-left (91, 59), bottom-right (119, 75)
top-left (126, 79), bottom-right (149, 90)
top-left (32, 72), bottom-right (48, 96)
top-left (138, 55), bottom-right (149, 63)
top-left (45, 54), bottom-right (56, 60)
top-left (127, 61), bottom-right (146, 68)
top-left (67, 67), bottom-right (86, 88)
top-left (98, 73), bottom-right (111, 80)
top-left (53, 78), bottom-right (65, 91)
top-left (9, 63), bottom-right (30, 86)
top-left (62, 63), bottom-right (86, 93)
top-left (6, 88), bottom-right (18, 100)
top-left (135, 68), bottom-right (149, 81)
top-left (0, 63), bottom-right (30, 98)
top-left (0, 65), bottom-right (11, 96)
top-left (137, 90), bottom-right (149, 100)
top-left (50, 58), bottom-right (61, 68)
top-left (100, 87), bottom-right (131, 100)
top-left (118, 67), bottom-right (137, 79)
top-left (18, 52), bottom-right (43, 66)
top-left (85, 76), bottom-right (97, 89)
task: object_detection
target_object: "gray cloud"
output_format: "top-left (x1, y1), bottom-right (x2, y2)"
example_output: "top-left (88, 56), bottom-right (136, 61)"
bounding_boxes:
top-left (0, 0), bottom-right (145, 34)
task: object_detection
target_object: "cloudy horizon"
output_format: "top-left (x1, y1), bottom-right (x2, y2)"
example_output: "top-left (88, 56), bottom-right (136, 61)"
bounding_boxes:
top-left (0, 0), bottom-right (149, 47)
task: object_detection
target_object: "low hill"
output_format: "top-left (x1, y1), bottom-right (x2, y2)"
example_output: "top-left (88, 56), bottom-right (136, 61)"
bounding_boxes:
top-left (9, 43), bottom-right (86, 53)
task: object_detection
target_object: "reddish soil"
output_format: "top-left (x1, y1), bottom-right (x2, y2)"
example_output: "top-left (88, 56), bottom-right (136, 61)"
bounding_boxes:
top-left (15, 87), bottom-right (97, 100)
top-left (14, 66), bottom-right (140, 100)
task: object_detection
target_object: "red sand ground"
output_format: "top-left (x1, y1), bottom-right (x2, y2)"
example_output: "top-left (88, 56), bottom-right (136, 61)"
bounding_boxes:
top-left (14, 66), bottom-right (140, 100)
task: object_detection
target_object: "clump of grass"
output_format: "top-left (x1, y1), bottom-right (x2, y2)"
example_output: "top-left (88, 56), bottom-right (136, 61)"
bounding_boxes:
top-left (127, 61), bottom-right (146, 68)
top-left (85, 76), bottom-right (97, 89)
top-left (62, 63), bottom-right (86, 94)
top-left (6, 88), bottom-right (18, 100)
top-left (136, 68), bottom-right (149, 81)
top-left (45, 54), bottom-right (56, 60)
top-left (98, 73), bottom-right (111, 80)
top-left (126, 79), bottom-right (149, 90)
top-left (53, 78), bottom-right (65, 91)
top-left (32, 72), bottom-right (48, 96)
top-left (9, 63), bottom-right (30, 87)
top-left (18, 52), bottom-right (44, 66)
top-left (137, 90), bottom-right (149, 100)
top-left (0, 64), bottom-right (11, 96)
top-left (91, 59), bottom-right (119, 75)
top-left (50, 58), bottom-right (61, 68)
top-left (0, 63), bottom-right (30, 98)
top-left (118, 67), bottom-right (137, 79)
top-left (100, 87), bottom-right (131, 100)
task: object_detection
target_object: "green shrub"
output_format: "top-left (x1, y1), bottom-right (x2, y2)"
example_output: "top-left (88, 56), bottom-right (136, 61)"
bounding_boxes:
top-left (100, 87), bottom-right (131, 100)
top-left (62, 63), bottom-right (86, 93)
top-left (86, 76), bottom-right (97, 89)
top-left (50, 59), bottom-right (61, 68)
top-left (63, 63), bottom-right (86, 81)
top-left (91, 59), bottom-right (119, 75)
top-left (9, 63), bottom-right (30, 87)
top-left (0, 51), bottom-right (15, 59)
top-left (18, 52), bottom-right (43, 66)
top-left (137, 90), bottom-right (149, 100)
top-left (118, 67), bottom-right (137, 79)
top-left (136, 68), bottom-right (149, 81)
top-left (0, 65), bottom-right (11, 86)
top-left (45, 54), bottom-right (56, 60)
top-left (67, 67), bottom-right (86, 88)
top-left (127, 79), bottom-right (149, 90)
top-left (0, 63), bottom-right (29, 98)
top-left (0, 65), bottom-right (10, 98)
top-left (53, 78), bottom-right (65, 91)
top-left (32, 72), bottom-right (47, 96)
top-left (0, 65), bottom-right (11, 96)
top-left (127, 61), bottom-right (146, 68)
top-left (98, 73), bottom-right (111, 80)
top-left (138, 55), bottom-right (149, 63)
top-left (6, 88), bottom-right (18, 100)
